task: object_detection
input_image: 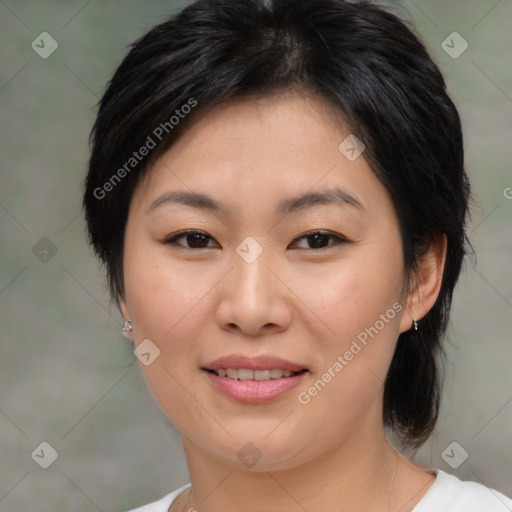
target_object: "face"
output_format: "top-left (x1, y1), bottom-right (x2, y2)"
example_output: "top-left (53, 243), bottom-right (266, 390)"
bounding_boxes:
top-left (120, 91), bottom-right (415, 471)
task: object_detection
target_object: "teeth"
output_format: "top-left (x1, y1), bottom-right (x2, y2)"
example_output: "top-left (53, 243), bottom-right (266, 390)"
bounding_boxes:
top-left (212, 368), bottom-right (299, 380)
top-left (238, 368), bottom-right (254, 381)
top-left (227, 368), bottom-right (238, 379)
top-left (253, 370), bottom-right (271, 381)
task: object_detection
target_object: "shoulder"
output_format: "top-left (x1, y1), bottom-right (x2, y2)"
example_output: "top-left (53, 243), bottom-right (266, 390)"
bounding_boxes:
top-left (125, 483), bottom-right (191, 512)
top-left (414, 469), bottom-right (512, 512)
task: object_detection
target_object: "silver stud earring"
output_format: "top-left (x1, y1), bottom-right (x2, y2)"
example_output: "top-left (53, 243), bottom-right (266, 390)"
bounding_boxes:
top-left (413, 319), bottom-right (418, 331)
top-left (121, 318), bottom-right (133, 335)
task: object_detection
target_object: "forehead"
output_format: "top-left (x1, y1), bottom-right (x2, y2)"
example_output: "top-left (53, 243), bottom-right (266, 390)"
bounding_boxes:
top-left (131, 91), bottom-right (391, 220)
top-left (171, 90), bottom-right (347, 158)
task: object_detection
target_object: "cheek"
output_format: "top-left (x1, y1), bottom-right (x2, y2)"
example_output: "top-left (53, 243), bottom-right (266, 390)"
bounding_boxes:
top-left (295, 248), bottom-right (404, 414)
top-left (124, 241), bottom-right (211, 344)
top-left (123, 243), bottom-right (211, 426)
top-left (305, 250), bottom-right (404, 342)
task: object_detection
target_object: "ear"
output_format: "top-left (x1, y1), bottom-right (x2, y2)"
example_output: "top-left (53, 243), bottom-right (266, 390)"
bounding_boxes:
top-left (119, 296), bottom-right (132, 339)
top-left (399, 233), bottom-right (447, 333)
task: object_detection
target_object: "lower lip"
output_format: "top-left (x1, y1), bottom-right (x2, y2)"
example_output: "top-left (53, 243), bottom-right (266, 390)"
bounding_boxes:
top-left (203, 370), bottom-right (308, 404)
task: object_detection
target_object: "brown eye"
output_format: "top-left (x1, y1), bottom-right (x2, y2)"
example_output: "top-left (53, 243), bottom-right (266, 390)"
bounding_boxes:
top-left (290, 231), bottom-right (347, 250)
top-left (165, 230), bottom-right (218, 249)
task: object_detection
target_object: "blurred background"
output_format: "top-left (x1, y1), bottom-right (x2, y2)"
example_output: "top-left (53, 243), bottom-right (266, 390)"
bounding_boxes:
top-left (0, 1), bottom-right (511, 510)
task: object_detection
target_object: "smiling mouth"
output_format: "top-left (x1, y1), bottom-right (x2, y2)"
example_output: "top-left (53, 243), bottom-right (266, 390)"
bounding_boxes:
top-left (204, 368), bottom-right (308, 381)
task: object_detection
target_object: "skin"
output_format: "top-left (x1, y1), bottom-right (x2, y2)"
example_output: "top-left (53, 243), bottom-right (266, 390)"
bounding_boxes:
top-left (119, 90), bottom-right (447, 512)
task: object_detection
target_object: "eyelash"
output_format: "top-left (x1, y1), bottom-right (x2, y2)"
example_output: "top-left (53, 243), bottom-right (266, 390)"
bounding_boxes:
top-left (164, 230), bottom-right (348, 251)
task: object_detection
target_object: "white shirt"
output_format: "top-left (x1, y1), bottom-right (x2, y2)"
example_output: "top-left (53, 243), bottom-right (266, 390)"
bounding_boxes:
top-left (127, 469), bottom-right (512, 511)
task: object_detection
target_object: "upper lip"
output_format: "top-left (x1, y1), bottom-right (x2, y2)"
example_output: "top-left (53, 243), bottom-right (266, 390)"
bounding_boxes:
top-left (202, 354), bottom-right (307, 372)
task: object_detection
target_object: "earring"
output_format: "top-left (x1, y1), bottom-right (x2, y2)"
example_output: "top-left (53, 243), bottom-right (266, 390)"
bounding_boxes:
top-left (121, 318), bottom-right (133, 335)
top-left (413, 319), bottom-right (418, 331)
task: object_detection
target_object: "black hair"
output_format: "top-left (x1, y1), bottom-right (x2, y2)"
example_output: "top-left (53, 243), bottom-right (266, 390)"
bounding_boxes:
top-left (83, 0), bottom-right (471, 448)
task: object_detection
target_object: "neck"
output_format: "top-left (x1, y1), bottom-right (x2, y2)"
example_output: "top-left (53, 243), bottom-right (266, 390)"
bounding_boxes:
top-left (177, 413), bottom-right (405, 512)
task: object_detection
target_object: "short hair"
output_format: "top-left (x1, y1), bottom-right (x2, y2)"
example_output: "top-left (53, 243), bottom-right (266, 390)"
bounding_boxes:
top-left (83, 0), bottom-right (472, 448)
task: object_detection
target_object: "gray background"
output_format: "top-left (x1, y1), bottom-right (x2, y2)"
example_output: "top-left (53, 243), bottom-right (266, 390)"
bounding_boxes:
top-left (0, 1), bottom-right (511, 510)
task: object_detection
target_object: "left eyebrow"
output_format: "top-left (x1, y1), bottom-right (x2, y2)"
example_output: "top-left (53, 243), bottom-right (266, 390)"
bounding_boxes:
top-left (146, 186), bottom-right (365, 216)
top-left (276, 186), bottom-right (365, 215)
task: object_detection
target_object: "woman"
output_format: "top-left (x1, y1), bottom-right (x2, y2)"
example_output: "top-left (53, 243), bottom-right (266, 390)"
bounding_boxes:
top-left (83, 0), bottom-right (512, 511)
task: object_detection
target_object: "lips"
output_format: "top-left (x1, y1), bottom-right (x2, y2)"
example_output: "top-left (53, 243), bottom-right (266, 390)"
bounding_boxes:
top-left (202, 354), bottom-right (306, 373)
top-left (210, 368), bottom-right (301, 380)
top-left (201, 354), bottom-right (309, 403)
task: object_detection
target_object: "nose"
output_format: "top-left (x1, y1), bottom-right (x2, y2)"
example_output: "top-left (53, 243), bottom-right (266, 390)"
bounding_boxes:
top-left (215, 243), bottom-right (292, 337)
